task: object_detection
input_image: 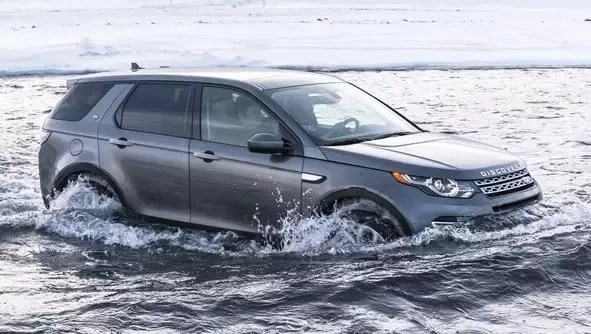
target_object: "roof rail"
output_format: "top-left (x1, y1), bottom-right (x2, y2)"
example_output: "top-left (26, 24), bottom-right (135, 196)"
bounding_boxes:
top-left (130, 62), bottom-right (171, 71)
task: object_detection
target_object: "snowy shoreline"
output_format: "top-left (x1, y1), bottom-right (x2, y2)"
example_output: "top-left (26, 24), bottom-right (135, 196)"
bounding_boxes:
top-left (2, 64), bottom-right (591, 78)
top-left (2, 0), bottom-right (591, 76)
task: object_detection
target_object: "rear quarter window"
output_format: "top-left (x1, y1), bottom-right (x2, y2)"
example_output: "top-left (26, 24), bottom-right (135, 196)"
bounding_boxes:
top-left (51, 82), bottom-right (114, 121)
top-left (118, 83), bottom-right (192, 138)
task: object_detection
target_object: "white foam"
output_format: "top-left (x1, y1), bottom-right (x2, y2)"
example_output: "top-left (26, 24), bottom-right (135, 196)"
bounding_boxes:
top-left (271, 213), bottom-right (379, 255)
top-left (28, 178), bottom-right (591, 256)
top-left (0, 174), bottom-right (44, 227)
top-left (33, 182), bottom-right (382, 254)
top-left (35, 182), bottom-right (229, 252)
top-left (37, 207), bottom-right (250, 253)
top-left (47, 179), bottom-right (121, 213)
top-left (364, 201), bottom-right (591, 253)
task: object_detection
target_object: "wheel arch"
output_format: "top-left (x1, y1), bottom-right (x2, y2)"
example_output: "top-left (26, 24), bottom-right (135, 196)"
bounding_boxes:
top-left (315, 187), bottom-right (414, 236)
top-left (51, 163), bottom-right (127, 207)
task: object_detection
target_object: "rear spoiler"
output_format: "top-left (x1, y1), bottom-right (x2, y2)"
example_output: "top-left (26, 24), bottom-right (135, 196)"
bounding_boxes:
top-left (64, 62), bottom-right (168, 88)
top-left (131, 62), bottom-right (170, 71)
top-left (66, 78), bottom-right (78, 89)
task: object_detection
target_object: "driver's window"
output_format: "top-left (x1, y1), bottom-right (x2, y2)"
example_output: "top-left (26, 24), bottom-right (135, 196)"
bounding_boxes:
top-left (200, 86), bottom-right (280, 147)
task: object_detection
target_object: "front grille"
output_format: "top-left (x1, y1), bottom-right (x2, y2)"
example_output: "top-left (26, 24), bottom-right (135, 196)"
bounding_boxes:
top-left (474, 169), bottom-right (528, 186)
top-left (474, 169), bottom-right (536, 198)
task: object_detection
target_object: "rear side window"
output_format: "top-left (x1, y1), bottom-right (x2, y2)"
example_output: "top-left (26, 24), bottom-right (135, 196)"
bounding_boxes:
top-left (51, 82), bottom-right (114, 121)
top-left (119, 83), bottom-right (192, 138)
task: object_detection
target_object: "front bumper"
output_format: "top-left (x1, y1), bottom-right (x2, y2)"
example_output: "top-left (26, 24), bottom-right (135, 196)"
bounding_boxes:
top-left (381, 180), bottom-right (543, 234)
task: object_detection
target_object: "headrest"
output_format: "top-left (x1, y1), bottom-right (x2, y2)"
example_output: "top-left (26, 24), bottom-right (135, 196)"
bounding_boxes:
top-left (206, 88), bottom-right (234, 102)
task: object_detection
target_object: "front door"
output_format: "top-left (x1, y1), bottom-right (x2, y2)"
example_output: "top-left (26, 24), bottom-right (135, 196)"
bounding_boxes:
top-left (98, 82), bottom-right (193, 223)
top-left (189, 85), bottom-right (304, 234)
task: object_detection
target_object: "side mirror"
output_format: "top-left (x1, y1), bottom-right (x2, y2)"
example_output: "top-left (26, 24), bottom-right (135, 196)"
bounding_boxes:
top-left (247, 133), bottom-right (291, 154)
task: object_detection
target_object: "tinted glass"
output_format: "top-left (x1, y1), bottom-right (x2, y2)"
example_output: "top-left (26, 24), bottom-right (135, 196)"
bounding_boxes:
top-left (201, 86), bottom-right (280, 147)
top-left (266, 82), bottom-right (420, 145)
top-left (121, 83), bottom-right (191, 137)
top-left (51, 82), bottom-right (114, 121)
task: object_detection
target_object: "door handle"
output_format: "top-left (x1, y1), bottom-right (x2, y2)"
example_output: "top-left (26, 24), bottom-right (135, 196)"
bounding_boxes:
top-left (109, 137), bottom-right (133, 148)
top-left (193, 151), bottom-right (220, 162)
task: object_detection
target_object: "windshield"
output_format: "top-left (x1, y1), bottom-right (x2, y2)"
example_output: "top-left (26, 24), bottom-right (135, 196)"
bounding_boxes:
top-left (266, 82), bottom-right (420, 146)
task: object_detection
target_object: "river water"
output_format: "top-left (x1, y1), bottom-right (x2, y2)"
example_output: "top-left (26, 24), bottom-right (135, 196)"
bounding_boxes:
top-left (0, 69), bottom-right (590, 333)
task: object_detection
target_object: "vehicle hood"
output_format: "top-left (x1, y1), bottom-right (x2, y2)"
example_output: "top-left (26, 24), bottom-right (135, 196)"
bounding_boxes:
top-left (319, 132), bottom-right (526, 180)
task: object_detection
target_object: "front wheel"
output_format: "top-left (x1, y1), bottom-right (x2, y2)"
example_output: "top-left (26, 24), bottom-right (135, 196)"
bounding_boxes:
top-left (330, 198), bottom-right (408, 242)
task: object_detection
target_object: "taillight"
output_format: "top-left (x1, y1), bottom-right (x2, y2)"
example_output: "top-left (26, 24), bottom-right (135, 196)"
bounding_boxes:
top-left (39, 129), bottom-right (52, 145)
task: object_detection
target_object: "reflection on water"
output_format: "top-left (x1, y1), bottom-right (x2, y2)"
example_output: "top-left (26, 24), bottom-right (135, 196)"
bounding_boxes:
top-left (0, 69), bottom-right (590, 333)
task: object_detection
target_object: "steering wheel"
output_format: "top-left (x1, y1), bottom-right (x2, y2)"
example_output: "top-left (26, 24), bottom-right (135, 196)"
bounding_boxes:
top-left (322, 117), bottom-right (360, 139)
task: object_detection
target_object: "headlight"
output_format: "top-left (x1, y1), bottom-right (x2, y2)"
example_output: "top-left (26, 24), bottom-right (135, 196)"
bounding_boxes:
top-left (392, 172), bottom-right (475, 198)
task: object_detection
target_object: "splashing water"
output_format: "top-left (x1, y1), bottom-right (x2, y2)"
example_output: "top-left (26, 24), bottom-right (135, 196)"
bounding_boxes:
top-left (31, 179), bottom-right (591, 258)
top-left (33, 180), bottom-right (394, 255)
top-left (46, 177), bottom-right (121, 214)
top-left (35, 181), bottom-right (248, 253)
top-left (361, 200), bottom-right (591, 253)
top-left (265, 200), bottom-right (395, 255)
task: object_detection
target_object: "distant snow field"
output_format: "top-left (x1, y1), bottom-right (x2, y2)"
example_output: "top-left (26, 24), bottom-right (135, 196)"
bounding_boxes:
top-left (1, 0), bottom-right (591, 75)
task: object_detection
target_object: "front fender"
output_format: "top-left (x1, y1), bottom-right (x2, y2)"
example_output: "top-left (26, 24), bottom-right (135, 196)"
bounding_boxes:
top-left (312, 186), bottom-right (413, 236)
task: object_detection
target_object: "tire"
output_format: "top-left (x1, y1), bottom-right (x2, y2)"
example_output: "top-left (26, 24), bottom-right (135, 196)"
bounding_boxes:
top-left (75, 173), bottom-right (117, 200)
top-left (328, 198), bottom-right (407, 242)
top-left (51, 173), bottom-right (118, 206)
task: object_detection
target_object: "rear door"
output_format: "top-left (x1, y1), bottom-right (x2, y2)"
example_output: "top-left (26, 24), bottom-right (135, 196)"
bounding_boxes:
top-left (189, 85), bottom-right (304, 233)
top-left (98, 82), bottom-right (194, 223)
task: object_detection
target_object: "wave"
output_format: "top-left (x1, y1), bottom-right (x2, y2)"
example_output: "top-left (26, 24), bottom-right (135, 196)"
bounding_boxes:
top-left (28, 180), bottom-right (591, 256)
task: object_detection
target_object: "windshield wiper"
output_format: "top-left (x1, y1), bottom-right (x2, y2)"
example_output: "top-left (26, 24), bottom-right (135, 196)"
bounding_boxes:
top-left (369, 131), bottom-right (416, 140)
top-left (323, 132), bottom-right (417, 147)
top-left (323, 137), bottom-right (373, 146)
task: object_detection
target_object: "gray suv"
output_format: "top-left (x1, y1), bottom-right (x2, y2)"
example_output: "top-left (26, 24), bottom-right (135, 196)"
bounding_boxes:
top-left (38, 66), bottom-right (543, 240)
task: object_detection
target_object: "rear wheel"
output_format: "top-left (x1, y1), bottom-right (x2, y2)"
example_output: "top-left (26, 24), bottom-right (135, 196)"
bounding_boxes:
top-left (326, 198), bottom-right (408, 242)
top-left (50, 173), bottom-right (119, 208)
top-left (75, 173), bottom-right (117, 200)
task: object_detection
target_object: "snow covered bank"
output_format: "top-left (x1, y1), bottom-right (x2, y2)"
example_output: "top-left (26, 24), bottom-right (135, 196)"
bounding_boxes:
top-left (1, 0), bottom-right (591, 76)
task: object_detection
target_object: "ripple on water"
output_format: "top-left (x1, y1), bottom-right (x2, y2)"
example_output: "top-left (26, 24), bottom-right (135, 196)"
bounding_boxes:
top-left (0, 69), bottom-right (590, 333)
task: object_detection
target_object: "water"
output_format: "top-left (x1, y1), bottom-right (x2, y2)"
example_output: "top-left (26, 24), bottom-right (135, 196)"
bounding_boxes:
top-left (1, 69), bottom-right (590, 333)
